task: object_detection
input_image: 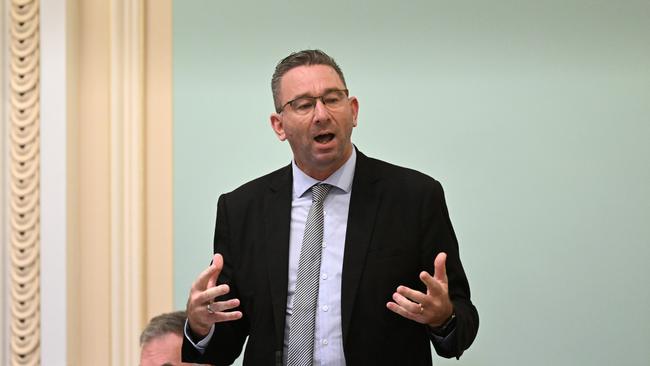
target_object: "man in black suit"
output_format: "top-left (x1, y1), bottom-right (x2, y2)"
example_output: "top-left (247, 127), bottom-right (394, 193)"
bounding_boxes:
top-left (183, 50), bottom-right (478, 365)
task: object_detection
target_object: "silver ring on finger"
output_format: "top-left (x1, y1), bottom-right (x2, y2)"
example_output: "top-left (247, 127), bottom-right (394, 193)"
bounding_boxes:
top-left (419, 304), bottom-right (424, 314)
top-left (207, 302), bottom-right (215, 314)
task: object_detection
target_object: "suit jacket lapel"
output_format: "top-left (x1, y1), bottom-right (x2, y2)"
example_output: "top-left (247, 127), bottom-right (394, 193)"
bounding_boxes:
top-left (264, 164), bottom-right (293, 351)
top-left (341, 151), bottom-right (381, 346)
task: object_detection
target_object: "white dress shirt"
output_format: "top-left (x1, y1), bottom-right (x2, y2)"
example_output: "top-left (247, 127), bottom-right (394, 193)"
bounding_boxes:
top-left (284, 148), bottom-right (356, 366)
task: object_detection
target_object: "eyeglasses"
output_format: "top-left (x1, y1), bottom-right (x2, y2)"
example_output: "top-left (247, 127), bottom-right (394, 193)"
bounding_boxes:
top-left (279, 89), bottom-right (349, 115)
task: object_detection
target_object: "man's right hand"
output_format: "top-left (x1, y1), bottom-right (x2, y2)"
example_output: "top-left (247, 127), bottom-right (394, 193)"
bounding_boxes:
top-left (186, 253), bottom-right (243, 338)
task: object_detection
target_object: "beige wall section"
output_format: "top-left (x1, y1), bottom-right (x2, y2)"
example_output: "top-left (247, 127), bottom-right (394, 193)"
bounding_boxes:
top-left (65, 0), bottom-right (79, 365)
top-left (67, 0), bottom-right (172, 365)
top-left (144, 0), bottom-right (173, 321)
top-left (72, 0), bottom-right (112, 363)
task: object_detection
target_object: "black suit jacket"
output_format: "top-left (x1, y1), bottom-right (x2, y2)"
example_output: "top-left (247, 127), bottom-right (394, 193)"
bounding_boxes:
top-left (183, 150), bottom-right (478, 365)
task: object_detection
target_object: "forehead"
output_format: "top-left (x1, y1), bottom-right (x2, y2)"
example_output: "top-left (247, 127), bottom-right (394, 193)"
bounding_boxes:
top-left (280, 64), bottom-right (345, 100)
top-left (140, 333), bottom-right (182, 365)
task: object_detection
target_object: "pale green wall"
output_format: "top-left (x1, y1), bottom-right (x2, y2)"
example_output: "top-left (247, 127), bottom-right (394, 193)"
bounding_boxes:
top-left (173, 1), bottom-right (650, 365)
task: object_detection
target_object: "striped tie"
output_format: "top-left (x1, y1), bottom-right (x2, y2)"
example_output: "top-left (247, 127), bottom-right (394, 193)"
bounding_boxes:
top-left (287, 183), bottom-right (332, 366)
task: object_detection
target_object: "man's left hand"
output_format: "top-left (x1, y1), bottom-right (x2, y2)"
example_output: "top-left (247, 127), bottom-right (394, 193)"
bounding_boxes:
top-left (386, 252), bottom-right (454, 327)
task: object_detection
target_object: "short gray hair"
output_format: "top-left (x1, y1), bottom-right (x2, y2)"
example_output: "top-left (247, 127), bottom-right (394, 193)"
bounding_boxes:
top-left (271, 49), bottom-right (347, 113)
top-left (139, 310), bottom-right (187, 346)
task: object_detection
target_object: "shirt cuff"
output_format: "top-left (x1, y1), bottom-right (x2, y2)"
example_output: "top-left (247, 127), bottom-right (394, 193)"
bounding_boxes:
top-left (184, 319), bottom-right (215, 353)
top-left (428, 323), bottom-right (455, 341)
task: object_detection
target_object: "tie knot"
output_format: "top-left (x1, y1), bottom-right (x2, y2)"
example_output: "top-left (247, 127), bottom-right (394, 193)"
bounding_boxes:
top-left (311, 183), bottom-right (331, 204)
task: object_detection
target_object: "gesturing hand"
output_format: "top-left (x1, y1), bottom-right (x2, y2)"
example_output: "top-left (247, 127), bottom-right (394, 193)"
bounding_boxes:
top-left (186, 253), bottom-right (243, 338)
top-left (386, 252), bottom-right (454, 327)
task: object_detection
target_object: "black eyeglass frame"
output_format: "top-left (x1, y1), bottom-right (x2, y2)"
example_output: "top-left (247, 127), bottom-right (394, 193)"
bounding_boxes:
top-left (278, 88), bottom-right (349, 114)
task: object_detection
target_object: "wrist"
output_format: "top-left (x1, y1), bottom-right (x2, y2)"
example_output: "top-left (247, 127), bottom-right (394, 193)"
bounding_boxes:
top-left (429, 309), bottom-right (456, 336)
top-left (187, 321), bottom-right (210, 341)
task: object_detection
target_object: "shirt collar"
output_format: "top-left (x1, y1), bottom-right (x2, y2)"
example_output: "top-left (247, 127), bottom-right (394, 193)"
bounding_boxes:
top-left (292, 148), bottom-right (357, 199)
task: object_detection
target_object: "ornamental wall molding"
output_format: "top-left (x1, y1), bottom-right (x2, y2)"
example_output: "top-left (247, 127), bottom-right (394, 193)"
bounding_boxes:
top-left (1, 0), bottom-right (7, 363)
top-left (8, 0), bottom-right (41, 365)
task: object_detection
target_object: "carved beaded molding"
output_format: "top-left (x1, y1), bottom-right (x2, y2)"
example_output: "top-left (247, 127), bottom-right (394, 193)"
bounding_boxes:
top-left (9, 0), bottom-right (41, 365)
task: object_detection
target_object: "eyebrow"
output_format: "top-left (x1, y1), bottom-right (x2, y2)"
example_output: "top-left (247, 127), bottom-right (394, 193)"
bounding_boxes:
top-left (289, 87), bottom-right (343, 101)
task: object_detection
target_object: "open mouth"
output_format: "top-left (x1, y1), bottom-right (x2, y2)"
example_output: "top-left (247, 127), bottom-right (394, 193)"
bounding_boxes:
top-left (314, 133), bottom-right (335, 144)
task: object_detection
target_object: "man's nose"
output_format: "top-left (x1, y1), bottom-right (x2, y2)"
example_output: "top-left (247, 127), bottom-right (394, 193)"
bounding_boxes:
top-left (312, 98), bottom-right (329, 123)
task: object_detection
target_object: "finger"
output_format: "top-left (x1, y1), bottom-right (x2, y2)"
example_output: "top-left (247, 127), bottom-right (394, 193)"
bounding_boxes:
top-left (213, 310), bottom-right (243, 323)
top-left (395, 285), bottom-right (428, 305)
top-left (192, 254), bottom-right (222, 291)
top-left (419, 271), bottom-right (444, 296)
top-left (433, 252), bottom-right (448, 284)
top-left (190, 298), bottom-right (241, 331)
top-left (207, 253), bottom-right (223, 288)
top-left (392, 292), bottom-right (422, 314)
top-left (210, 298), bottom-right (240, 313)
top-left (198, 284), bottom-right (231, 304)
top-left (386, 301), bottom-right (418, 322)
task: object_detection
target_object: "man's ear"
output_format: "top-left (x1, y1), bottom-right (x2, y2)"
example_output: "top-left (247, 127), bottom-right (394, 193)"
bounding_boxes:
top-left (270, 113), bottom-right (287, 141)
top-left (349, 96), bottom-right (359, 127)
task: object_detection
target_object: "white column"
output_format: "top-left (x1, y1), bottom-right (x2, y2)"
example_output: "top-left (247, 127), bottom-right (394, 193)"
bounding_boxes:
top-left (40, 0), bottom-right (67, 364)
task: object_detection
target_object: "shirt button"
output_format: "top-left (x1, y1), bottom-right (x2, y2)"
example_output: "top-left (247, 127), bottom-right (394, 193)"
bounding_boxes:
top-left (322, 305), bottom-right (329, 312)
top-left (322, 242), bottom-right (326, 248)
top-left (321, 273), bottom-right (328, 280)
top-left (322, 339), bottom-right (328, 345)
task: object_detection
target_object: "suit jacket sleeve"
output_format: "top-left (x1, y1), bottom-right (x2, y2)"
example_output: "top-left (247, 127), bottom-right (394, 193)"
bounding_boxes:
top-left (422, 180), bottom-right (479, 358)
top-left (182, 193), bottom-right (250, 365)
